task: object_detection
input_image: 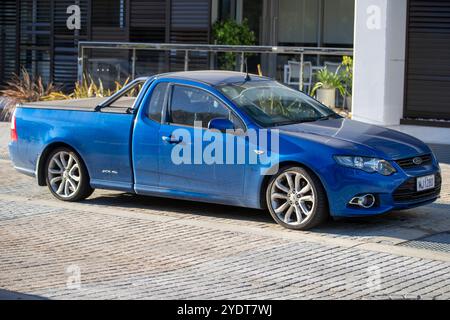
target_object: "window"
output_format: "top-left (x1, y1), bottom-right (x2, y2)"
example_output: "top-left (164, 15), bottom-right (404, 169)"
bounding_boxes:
top-left (107, 80), bottom-right (145, 109)
top-left (218, 0), bottom-right (233, 21)
top-left (217, 81), bottom-right (339, 127)
top-left (323, 0), bottom-right (354, 46)
top-left (169, 85), bottom-right (241, 129)
top-left (277, 0), bottom-right (354, 47)
top-left (242, 0), bottom-right (263, 45)
top-left (18, 0), bottom-right (51, 83)
top-left (92, 0), bottom-right (125, 28)
top-left (278, 0), bottom-right (319, 46)
top-left (147, 83), bottom-right (169, 122)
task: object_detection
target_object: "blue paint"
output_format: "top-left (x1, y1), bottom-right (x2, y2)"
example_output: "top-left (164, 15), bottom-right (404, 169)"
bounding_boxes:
top-left (9, 71), bottom-right (441, 217)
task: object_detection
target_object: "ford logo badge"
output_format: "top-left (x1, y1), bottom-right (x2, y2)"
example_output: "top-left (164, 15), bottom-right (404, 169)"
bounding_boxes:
top-left (413, 157), bottom-right (423, 165)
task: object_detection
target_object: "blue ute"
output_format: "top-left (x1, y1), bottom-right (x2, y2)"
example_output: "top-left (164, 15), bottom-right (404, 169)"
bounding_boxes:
top-left (8, 71), bottom-right (441, 230)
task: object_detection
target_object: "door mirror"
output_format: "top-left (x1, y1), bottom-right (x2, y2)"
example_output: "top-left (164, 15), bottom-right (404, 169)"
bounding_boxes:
top-left (208, 118), bottom-right (235, 132)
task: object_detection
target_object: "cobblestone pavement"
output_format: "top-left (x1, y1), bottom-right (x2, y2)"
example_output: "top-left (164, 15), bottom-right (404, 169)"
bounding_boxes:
top-left (0, 123), bottom-right (9, 161)
top-left (0, 122), bottom-right (450, 299)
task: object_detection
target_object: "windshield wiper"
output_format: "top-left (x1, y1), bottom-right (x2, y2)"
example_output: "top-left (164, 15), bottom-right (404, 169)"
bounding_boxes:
top-left (318, 114), bottom-right (342, 121)
top-left (271, 119), bottom-right (316, 126)
top-left (272, 116), bottom-right (335, 126)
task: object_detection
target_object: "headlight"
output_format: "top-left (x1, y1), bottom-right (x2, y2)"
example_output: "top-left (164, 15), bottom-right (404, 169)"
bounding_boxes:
top-left (334, 156), bottom-right (396, 176)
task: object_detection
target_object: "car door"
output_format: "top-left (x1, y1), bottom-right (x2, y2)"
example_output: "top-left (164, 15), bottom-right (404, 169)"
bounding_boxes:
top-left (132, 81), bottom-right (169, 193)
top-left (158, 83), bottom-right (245, 199)
top-left (90, 79), bottom-right (147, 191)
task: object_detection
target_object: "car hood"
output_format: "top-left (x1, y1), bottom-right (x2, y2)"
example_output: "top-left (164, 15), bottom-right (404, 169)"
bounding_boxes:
top-left (274, 118), bottom-right (430, 160)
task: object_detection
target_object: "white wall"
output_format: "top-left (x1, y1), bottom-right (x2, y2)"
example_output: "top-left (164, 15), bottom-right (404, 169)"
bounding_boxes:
top-left (352, 0), bottom-right (407, 126)
top-left (387, 125), bottom-right (450, 145)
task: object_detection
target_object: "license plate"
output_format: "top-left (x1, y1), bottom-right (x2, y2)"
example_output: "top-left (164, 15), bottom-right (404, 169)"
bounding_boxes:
top-left (417, 175), bottom-right (435, 192)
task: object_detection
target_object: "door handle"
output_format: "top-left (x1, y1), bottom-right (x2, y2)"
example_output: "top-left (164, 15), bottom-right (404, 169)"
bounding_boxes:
top-left (162, 135), bottom-right (183, 144)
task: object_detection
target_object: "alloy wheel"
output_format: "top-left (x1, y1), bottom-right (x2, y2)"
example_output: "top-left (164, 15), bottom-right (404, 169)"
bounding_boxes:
top-left (270, 171), bottom-right (316, 226)
top-left (47, 151), bottom-right (81, 198)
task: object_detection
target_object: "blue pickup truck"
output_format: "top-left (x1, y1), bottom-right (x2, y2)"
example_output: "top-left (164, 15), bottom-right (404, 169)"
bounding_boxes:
top-left (9, 71), bottom-right (441, 230)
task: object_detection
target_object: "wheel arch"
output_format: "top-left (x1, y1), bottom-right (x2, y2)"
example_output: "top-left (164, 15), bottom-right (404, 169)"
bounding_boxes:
top-left (36, 142), bottom-right (87, 186)
top-left (259, 160), bottom-right (330, 209)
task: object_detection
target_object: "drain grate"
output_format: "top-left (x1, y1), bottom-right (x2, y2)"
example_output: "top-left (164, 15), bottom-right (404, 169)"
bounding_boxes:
top-left (398, 232), bottom-right (450, 253)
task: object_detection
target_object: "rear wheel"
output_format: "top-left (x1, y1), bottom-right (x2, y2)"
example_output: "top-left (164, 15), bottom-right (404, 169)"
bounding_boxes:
top-left (45, 147), bottom-right (94, 201)
top-left (266, 166), bottom-right (328, 230)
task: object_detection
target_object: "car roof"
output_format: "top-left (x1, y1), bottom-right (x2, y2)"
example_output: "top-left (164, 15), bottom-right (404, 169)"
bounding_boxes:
top-left (155, 70), bottom-right (270, 86)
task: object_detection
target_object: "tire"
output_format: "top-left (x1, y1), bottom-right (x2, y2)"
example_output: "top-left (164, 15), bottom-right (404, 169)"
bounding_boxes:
top-left (266, 166), bottom-right (329, 230)
top-left (45, 147), bottom-right (94, 202)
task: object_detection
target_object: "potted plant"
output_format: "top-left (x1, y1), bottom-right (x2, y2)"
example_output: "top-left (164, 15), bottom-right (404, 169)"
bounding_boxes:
top-left (311, 68), bottom-right (345, 108)
top-left (340, 56), bottom-right (353, 111)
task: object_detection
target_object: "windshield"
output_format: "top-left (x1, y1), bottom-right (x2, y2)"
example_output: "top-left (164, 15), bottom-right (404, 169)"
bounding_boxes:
top-left (216, 81), bottom-right (340, 127)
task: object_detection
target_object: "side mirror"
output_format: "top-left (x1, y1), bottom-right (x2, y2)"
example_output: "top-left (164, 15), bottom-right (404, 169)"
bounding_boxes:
top-left (208, 118), bottom-right (235, 133)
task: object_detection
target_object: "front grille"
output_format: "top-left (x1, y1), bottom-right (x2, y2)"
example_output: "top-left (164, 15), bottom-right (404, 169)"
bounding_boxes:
top-left (393, 173), bottom-right (441, 202)
top-left (395, 154), bottom-right (432, 169)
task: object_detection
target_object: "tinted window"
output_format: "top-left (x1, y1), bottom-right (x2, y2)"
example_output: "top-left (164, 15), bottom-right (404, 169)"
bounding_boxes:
top-left (147, 83), bottom-right (168, 122)
top-left (170, 85), bottom-right (232, 128)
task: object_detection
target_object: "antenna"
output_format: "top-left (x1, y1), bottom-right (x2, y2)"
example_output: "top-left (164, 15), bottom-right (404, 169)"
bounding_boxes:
top-left (244, 57), bottom-right (251, 81)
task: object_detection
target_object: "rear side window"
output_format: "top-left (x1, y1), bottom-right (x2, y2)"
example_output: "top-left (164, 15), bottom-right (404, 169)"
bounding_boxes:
top-left (147, 82), bottom-right (168, 122)
top-left (108, 81), bottom-right (144, 109)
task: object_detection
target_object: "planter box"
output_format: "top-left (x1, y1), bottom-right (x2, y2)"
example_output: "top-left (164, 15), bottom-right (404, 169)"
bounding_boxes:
top-left (316, 88), bottom-right (336, 108)
top-left (345, 96), bottom-right (352, 111)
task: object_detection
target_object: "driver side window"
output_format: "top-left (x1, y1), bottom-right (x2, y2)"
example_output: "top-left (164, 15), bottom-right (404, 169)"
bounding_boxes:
top-left (169, 85), bottom-right (244, 130)
top-left (147, 82), bottom-right (169, 122)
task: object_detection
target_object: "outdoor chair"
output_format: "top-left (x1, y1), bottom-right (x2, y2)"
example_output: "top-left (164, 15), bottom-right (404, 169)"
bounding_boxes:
top-left (286, 60), bottom-right (313, 94)
top-left (324, 61), bottom-right (342, 74)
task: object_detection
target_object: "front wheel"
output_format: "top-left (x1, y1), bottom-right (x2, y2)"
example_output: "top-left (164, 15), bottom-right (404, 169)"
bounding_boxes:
top-left (266, 166), bottom-right (329, 230)
top-left (45, 147), bottom-right (94, 201)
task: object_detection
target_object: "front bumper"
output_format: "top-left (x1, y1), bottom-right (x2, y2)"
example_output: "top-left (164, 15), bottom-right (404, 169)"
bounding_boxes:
top-left (324, 161), bottom-right (441, 217)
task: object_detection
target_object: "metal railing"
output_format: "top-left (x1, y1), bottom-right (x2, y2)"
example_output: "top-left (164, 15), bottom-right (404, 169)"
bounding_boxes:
top-left (78, 42), bottom-right (353, 91)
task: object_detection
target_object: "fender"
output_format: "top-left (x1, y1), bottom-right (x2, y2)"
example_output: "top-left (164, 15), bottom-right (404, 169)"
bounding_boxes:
top-left (36, 140), bottom-right (87, 186)
top-left (257, 157), bottom-right (332, 210)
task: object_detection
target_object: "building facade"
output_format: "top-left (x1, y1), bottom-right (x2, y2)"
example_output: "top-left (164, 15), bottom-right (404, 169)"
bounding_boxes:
top-left (0, 0), bottom-right (354, 88)
top-left (0, 0), bottom-right (212, 88)
top-left (352, 0), bottom-right (450, 143)
top-left (0, 0), bottom-right (449, 141)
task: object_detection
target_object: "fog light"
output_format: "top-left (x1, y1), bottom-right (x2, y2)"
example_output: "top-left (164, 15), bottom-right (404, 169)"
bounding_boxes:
top-left (349, 194), bottom-right (376, 209)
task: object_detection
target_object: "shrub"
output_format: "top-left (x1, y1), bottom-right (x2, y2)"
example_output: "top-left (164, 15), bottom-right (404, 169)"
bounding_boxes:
top-left (0, 97), bottom-right (16, 122)
top-left (0, 68), bottom-right (59, 121)
top-left (73, 75), bottom-right (115, 99)
top-left (0, 70), bottom-right (132, 121)
top-left (212, 19), bottom-right (256, 70)
top-left (340, 56), bottom-right (353, 96)
top-left (0, 68), bottom-right (57, 102)
top-left (62, 75), bottom-right (131, 100)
